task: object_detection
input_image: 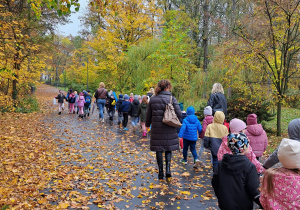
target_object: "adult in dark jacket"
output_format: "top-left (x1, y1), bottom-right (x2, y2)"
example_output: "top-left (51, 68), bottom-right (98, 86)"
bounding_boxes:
top-left (207, 83), bottom-right (227, 117)
top-left (94, 82), bottom-right (109, 122)
top-left (146, 79), bottom-right (182, 179)
top-left (212, 132), bottom-right (262, 210)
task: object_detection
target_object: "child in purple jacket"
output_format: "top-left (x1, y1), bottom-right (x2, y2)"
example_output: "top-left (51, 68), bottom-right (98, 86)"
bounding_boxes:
top-left (76, 92), bottom-right (85, 118)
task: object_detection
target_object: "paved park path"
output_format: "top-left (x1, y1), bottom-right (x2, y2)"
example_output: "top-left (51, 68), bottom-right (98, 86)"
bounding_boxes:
top-left (44, 85), bottom-right (219, 209)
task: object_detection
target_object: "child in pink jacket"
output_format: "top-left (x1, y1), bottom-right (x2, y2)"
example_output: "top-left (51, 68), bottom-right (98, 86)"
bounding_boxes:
top-left (217, 118), bottom-right (264, 174)
top-left (244, 114), bottom-right (268, 160)
top-left (76, 92), bottom-right (85, 118)
top-left (260, 138), bottom-right (300, 209)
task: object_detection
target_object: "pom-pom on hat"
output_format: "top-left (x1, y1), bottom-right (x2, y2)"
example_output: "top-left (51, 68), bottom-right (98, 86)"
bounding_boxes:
top-left (124, 94), bottom-right (129, 100)
top-left (187, 106), bottom-right (195, 115)
top-left (204, 106), bottom-right (212, 115)
top-left (227, 133), bottom-right (249, 154)
top-left (278, 138), bottom-right (300, 169)
top-left (230, 118), bottom-right (247, 133)
top-left (247, 114), bottom-right (257, 125)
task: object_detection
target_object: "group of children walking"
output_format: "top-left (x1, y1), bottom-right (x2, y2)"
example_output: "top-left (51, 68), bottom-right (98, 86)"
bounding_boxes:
top-left (54, 89), bottom-right (92, 118)
top-left (178, 104), bottom-right (299, 209)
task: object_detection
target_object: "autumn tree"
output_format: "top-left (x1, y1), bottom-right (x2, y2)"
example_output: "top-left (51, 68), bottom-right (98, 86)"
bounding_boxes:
top-left (231, 0), bottom-right (300, 136)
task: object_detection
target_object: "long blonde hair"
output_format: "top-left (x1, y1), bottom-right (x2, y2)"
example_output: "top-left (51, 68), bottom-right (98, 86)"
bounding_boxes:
top-left (99, 82), bottom-right (105, 88)
top-left (211, 83), bottom-right (224, 94)
top-left (262, 168), bottom-right (300, 195)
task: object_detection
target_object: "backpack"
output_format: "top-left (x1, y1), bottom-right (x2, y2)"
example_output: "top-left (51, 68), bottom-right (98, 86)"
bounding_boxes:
top-left (111, 99), bottom-right (116, 106)
top-left (69, 95), bottom-right (75, 103)
top-left (84, 95), bottom-right (91, 107)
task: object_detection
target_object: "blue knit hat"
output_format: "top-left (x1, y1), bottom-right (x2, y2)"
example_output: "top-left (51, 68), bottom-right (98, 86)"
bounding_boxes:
top-left (119, 94), bottom-right (123, 99)
top-left (186, 106), bottom-right (195, 115)
top-left (124, 94), bottom-right (129, 100)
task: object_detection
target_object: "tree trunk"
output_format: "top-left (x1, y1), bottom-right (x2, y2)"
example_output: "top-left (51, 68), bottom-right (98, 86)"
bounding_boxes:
top-left (276, 101), bottom-right (282, 136)
top-left (202, 0), bottom-right (209, 73)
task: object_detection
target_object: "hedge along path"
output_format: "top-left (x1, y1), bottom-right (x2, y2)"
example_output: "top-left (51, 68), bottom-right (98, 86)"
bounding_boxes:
top-left (0, 84), bottom-right (63, 209)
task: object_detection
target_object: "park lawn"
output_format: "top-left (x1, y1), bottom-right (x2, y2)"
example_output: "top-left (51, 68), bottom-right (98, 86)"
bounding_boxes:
top-left (263, 106), bottom-right (300, 154)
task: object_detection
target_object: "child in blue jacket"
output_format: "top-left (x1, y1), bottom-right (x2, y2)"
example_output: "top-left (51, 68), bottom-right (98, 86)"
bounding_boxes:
top-left (120, 94), bottom-right (131, 131)
top-left (178, 106), bottom-right (203, 168)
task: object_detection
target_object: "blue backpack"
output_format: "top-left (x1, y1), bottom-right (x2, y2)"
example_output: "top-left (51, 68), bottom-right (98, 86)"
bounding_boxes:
top-left (84, 95), bottom-right (91, 107)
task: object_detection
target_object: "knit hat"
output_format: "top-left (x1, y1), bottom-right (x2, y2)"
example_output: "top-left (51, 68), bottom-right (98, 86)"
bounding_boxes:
top-left (187, 106), bottom-right (195, 115)
top-left (247, 114), bottom-right (257, 125)
top-left (119, 94), bottom-right (123, 99)
top-left (278, 138), bottom-right (300, 169)
top-left (227, 133), bottom-right (249, 154)
top-left (124, 94), bottom-right (129, 100)
top-left (204, 106), bottom-right (212, 115)
top-left (230, 118), bottom-right (247, 133)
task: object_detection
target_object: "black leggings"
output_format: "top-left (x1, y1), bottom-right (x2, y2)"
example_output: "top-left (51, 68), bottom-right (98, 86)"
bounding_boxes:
top-left (122, 112), bottom-right (128, 127)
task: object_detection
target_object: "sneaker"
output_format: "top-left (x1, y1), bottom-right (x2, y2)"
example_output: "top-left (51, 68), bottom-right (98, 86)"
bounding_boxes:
top-left (101, 118), bottom-right (105, 123)
top-left (180, 159), bottom-right (187, 165)
top-left (193, 159), bottom-right (201, 168)
top-left (123, 127), bottom-right (129, 131)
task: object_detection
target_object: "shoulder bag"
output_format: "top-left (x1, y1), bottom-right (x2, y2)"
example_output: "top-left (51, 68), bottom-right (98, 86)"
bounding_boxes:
top-left (162, 96), bottom-right (182, 128)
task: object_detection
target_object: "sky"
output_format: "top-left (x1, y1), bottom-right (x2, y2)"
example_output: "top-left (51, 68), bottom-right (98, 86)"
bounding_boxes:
top-left (57, 0), bottom-right (88, 36)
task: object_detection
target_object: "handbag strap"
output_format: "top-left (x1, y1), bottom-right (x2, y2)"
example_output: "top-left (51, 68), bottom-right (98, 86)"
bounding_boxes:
top-left (169, 95), bottom-right (172, 104)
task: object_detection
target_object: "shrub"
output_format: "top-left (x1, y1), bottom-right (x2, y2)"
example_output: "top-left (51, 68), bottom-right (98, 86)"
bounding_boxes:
top-left (227, 88), bottom-right (275, 123)
top-left (14, 95), bottom-right (40, 113)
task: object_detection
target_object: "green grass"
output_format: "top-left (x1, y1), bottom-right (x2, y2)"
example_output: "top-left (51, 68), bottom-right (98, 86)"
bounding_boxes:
top-left (262, 106), bottom-right (300, 154)
top-left (262, 107), bottom-right (300, 135)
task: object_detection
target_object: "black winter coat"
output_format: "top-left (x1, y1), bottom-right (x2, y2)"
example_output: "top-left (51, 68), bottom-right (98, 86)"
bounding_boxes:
top-left (129, 99), bottom-right (140, 117)
top-left (207, 92), bottom-right (227, 117)
top-left (212, 154), bottom-right (260, 210)
top-left (55, 93), bottom-right (66, 103)
top-left (146, 91), bottom-right (182, 151)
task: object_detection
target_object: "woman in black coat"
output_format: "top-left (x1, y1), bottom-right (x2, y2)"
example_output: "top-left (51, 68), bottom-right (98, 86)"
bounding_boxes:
top-left (207, 83), bottom-right (227, 117)
top-left (146, 80), bottom-right (182, 180)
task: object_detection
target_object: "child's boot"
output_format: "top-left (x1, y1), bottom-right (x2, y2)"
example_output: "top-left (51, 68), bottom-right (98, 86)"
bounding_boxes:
top-left (58, 112), bottom-right (61, 115)
top-left (142, 131), bottom-right (147, 137)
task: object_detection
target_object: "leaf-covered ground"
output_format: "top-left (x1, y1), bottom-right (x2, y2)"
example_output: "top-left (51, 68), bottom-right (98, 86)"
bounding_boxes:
top-left (0, 85), bottom-right (219, 209)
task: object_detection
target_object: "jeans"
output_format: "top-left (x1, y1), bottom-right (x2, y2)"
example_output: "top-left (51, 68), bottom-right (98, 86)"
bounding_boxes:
top-left (108, 109), bottom-right (115, 121)
top-left (182, 139), bottom-right (197, 161)
top-left (131, 116), bottom-right (139, 126)
top-left (97, 99), bottom-right (106, 119)
top-left (118, 112), bottom-right (123, 124)
top-left (84, 105), bottom-right (90, 115)
top-left (198, 139), bottom-right (205, 161)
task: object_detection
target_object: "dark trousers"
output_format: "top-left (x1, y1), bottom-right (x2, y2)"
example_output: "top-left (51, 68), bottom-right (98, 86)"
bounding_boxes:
top-left (182, 139), bottom-right (197, 161)
top-left (122, 112), bottom-right (128, 128)
top-left (108, 109), bottom-right (115, 121)
top-left (212, 154), bottom-right (218, 173)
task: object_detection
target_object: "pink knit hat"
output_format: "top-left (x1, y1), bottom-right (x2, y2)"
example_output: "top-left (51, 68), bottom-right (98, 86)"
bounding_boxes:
top-left (247, 114), bottom-right (257, 125)
top-left (230, 118), bottom-right (247, 133)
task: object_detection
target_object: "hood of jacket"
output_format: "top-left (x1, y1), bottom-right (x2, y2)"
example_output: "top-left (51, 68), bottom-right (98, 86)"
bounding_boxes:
top-left (246, 124), bottom-right (264, 136)
top-left (79, 95), bottom-right (85, 100)
top-left (186, 115), bottom-right (199, 124)
top-left (141, 102), bottom-right (148, 109)
top-left (288, 118), bottom-right (300, 140)
top-left (221, 154), bottom-right (251, 174)
top-left (133, 98), bottom-right (140, 105)
top-left (213, 111), bottom-right (225, 124)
